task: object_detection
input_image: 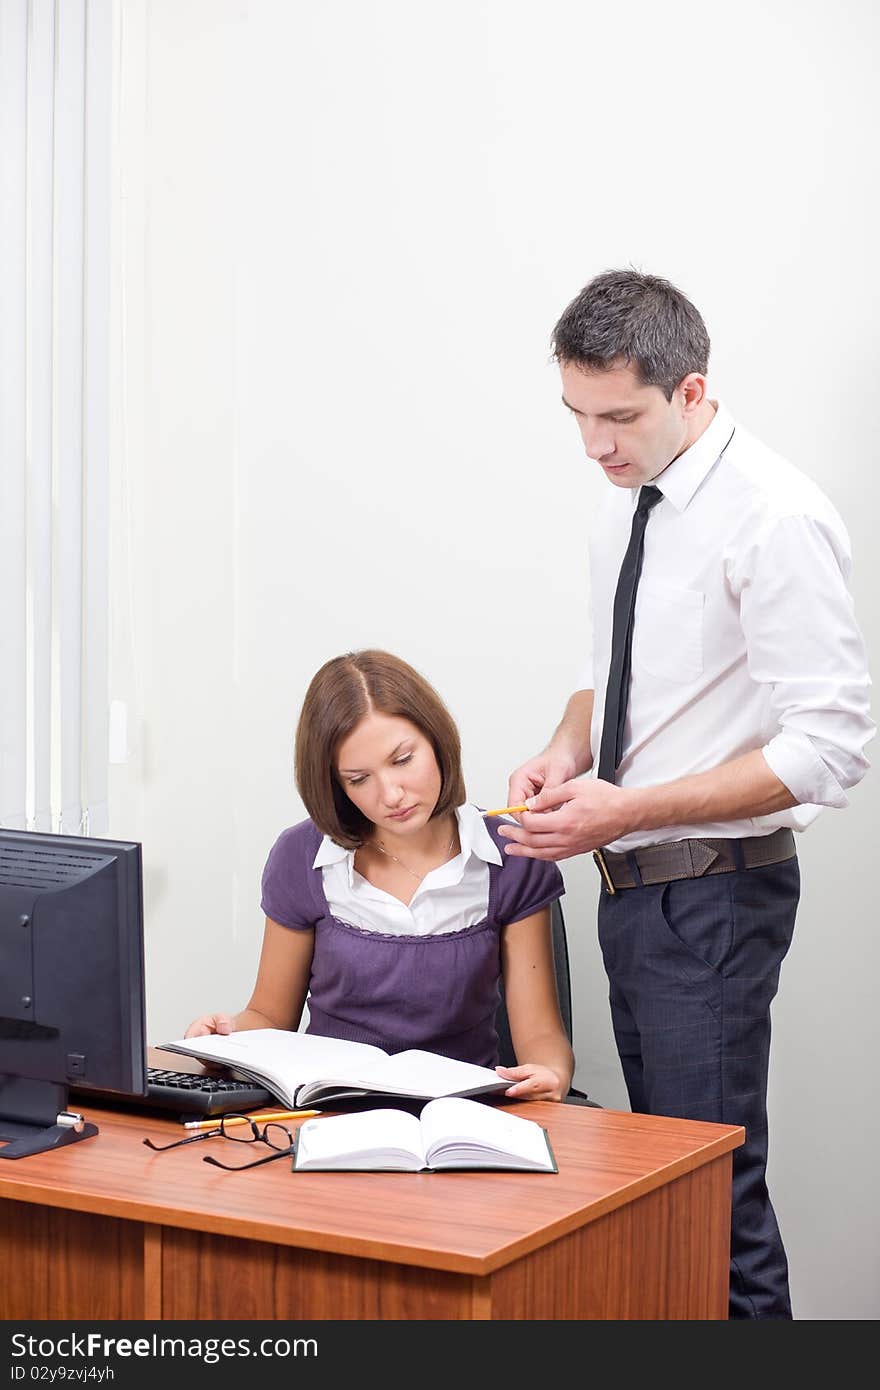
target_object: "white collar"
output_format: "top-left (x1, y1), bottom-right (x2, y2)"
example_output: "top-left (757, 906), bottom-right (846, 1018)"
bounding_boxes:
top-left (312, 802), bottom-right (503, 873)
top-left (646, 401), bottom-right (736, 514)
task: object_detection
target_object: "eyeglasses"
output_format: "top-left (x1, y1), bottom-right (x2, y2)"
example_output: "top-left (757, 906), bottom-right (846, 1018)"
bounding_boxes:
top-left (143, 1113), bottom-right (295, 1171)
top-left (203, 1116), bottom-right (294, 1171)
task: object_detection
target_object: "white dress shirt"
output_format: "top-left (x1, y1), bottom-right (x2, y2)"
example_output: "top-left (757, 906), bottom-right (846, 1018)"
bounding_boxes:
top-left (582, 402), bottom-right (874, 852)
top-left (313, 802), bottom-right (503, 936)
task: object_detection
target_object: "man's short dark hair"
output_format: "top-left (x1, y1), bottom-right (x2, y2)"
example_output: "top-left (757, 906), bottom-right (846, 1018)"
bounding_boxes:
top-left (552, 269), bottom-right (710, 401)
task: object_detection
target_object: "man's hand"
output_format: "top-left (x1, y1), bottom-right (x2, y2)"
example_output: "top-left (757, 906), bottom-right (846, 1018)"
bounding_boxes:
top-left (498, 778), bottom-right (634, 860)
top-left (506, 690), bottom-right (594, 806)
top-left (506, 751), bottom-right (579, 808)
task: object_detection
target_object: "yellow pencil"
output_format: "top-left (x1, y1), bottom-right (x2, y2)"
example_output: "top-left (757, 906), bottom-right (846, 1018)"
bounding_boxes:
top-left (484, 803), bottom-right (529, 816)
top-left (183, 1108), bottom-right (320, 1130)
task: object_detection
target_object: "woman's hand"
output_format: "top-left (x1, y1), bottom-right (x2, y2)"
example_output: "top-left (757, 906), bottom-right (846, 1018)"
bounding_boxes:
top-left (495, 1062), bottom-right (566, 1102)
top-left (183, 1012), bottom-right (235, 1039)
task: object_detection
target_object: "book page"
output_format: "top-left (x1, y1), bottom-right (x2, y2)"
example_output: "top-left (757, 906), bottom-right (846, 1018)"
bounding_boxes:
top-left (352, 1049), bottom-right (505, 1099)
top-left (159, 1030), bottom-right (390, 1104)
top-left (294, 1108), bottom-right (425, 1171)
top-left (420, 1097), bottom-right (554, 1170)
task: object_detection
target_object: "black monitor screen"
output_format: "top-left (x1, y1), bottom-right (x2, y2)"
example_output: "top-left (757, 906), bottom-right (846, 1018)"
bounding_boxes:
top-left (0, 828), bottom-right (147, 1142)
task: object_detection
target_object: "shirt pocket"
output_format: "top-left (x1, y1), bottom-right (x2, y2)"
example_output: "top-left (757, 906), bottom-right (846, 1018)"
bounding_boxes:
top-left (633, 579), bottom-right (704, 682)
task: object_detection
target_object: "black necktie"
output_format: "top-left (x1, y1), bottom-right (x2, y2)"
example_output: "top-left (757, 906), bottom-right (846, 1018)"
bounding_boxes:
top-left (596, 484), bottom-right (663, 784)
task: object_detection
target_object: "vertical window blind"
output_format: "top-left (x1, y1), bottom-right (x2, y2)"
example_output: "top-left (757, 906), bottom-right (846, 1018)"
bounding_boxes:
top-left (0, 0), bottom-right (112, 835)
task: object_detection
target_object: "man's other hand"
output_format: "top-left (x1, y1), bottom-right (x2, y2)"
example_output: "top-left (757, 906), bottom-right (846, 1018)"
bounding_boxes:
top-left (498, 778), bottom-right (633, 860)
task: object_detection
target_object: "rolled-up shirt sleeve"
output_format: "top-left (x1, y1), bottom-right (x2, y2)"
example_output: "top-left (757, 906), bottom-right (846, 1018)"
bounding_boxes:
top-left (737, 512), bottom-right (874, 807)
top-left (577, 650), bottom-right (594, 694)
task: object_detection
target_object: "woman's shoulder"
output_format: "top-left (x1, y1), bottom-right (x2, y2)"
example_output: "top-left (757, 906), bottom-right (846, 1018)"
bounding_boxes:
top-left (480, 812), bottom-right (510, 856)
top-left (260, 818), bottom-right (325, 929)
top-left (266, 816), bottom-right (323, 857)
top-left (481, 813), bottom-right (565, 920)
top-left (262, 817), bottom-right (325, 881)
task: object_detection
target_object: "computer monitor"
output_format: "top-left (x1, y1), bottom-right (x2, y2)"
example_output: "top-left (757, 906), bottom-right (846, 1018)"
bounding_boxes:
top-left (0, 828), bottom-right (147, 1158)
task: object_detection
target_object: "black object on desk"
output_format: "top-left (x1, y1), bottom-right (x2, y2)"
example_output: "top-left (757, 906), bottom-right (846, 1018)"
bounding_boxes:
top-left (71, 1066), bottom-right (275, 1121)
top-left (0, 828), bottom-right (146, 1157)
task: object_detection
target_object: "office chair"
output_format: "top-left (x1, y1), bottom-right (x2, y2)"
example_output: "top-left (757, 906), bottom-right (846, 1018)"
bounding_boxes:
top-left (495, 897), bottom-right (601, 1106)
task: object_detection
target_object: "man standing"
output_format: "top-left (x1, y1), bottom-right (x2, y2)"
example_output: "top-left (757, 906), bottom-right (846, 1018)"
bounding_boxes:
top-left (502, 269), bottom-right (873, 1319)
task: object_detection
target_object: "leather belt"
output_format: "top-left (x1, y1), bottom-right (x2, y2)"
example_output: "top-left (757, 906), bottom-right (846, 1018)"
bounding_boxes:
top-left (593, 827), bottom-right (796, 894)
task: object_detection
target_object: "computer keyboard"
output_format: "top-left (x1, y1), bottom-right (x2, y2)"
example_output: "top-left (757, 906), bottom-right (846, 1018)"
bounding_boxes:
top-left (71, 1066), bottom-right (275, 1120)
top-left (143, 1067), bottom-right (276, 1116)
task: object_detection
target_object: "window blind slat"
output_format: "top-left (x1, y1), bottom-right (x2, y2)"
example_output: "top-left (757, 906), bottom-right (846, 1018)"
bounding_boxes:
top-left (28, 0), bottom-right (56, 833)
top-left (55, 0), bottom-right (87, 833)
top-left (83, 0), bottom-right (112, 836)
top-left (0, 0), bottom-right (29, 830)
top-left (1, 0), bottom-right (111, 838)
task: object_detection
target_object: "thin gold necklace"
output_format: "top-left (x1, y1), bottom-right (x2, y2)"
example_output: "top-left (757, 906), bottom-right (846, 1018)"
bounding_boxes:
top-left (371, 829), bottom-right (457, 883)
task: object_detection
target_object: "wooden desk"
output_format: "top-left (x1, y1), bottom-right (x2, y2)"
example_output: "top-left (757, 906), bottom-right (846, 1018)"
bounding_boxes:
top-left (0, 1064), bottom-right (743, 1320)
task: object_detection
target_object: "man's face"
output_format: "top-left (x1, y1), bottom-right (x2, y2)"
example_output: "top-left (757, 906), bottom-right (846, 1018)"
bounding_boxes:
top-left (559, 360), bottom-right (694, 488)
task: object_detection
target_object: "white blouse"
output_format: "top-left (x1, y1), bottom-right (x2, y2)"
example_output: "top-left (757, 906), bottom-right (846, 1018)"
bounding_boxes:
top-left (312, 802), bottom-right (503, 937)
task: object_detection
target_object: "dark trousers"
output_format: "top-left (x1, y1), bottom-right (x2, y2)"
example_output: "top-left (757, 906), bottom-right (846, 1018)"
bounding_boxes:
top-left (597, 856), bottom-right (799, 1319)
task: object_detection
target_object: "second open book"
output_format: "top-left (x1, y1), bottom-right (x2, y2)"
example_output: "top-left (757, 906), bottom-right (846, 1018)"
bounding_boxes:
top-left (292, 1097), bottom-right (557, 1172)
top-left (158, 1028), bottom-right (508, 1108)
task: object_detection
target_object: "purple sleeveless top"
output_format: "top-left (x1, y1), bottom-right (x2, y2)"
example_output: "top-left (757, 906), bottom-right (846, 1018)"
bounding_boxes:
top-left (260, 816), bottom-right (564, 1068)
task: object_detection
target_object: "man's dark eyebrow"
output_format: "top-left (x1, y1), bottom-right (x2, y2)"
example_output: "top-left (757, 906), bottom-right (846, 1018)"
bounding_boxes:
top-left (339, 740), bottom-right (409, 774)
top-left (561, 395), bottom-right (639, 419)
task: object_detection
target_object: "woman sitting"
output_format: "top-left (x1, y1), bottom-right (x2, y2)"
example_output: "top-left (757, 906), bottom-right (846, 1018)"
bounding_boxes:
top-left (186, 649), bottom-right (574, 1101)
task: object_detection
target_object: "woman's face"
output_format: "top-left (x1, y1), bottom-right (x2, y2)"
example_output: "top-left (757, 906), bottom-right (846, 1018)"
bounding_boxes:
top-left (335, 711), bottom-right (442, 835)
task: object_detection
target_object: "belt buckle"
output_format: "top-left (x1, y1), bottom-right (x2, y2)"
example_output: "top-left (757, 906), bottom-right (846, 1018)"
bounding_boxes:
top-left (593, 848), bottom-right (616, 895)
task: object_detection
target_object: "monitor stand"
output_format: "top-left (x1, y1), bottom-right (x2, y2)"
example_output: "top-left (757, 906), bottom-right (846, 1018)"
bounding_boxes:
top-left (0, 1076), bottom-right (99, 1159)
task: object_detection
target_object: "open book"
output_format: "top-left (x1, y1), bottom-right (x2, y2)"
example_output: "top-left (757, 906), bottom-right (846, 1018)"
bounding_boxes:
top-left (292, 1096), bottom-right (557, 1172)
top-left (158, 1029), bottom-right (508, 1108)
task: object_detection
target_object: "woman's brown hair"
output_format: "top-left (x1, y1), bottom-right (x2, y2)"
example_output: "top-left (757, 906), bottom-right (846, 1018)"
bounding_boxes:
top-left (294, 650), bottom-right (467, 848)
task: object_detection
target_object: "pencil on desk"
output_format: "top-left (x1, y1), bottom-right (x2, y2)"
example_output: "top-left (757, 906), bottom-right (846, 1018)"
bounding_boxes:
top-left (484, 803), bottom-right (529, 816)
top-left (183, 1109), bottom-right (320, 1130)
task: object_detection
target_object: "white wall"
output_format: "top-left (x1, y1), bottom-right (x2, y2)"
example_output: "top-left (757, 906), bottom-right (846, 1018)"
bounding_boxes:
top-left (110, 0), bottom-right (879, 1318)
